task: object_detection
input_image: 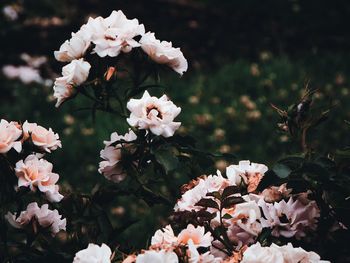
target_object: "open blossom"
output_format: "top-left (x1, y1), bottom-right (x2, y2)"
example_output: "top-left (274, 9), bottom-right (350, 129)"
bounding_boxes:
top-left (151, 225), bottom-right (178, 247)
top-left (258, 196), bottom-right (320, 239)
top-left (260, 183), bottom-right (292, 203)
top-left (99, 129), bottom-right (137, 183)
top-left (5, 202), bottom-right (66, 235)
top-left (226, 160), bottom-right (268, 192)
top-left (15, 154), bottom-right (63, 202)
top-left (22, 121), bottom-right (62, 152)
top-left (73, 243), bottom-right (112, 263)
top-left (241, 242), bottom-right (330, 263)
top-left (175, 173), bottom-right (228, 212)
top-left (135, 250), bottom-right (178, 263)
top-left (127, 91), bottom-right (181, 137)
top-left (224, 199), bottom-right (262, 236)
top-left (2, 65), bottom-right (43, 84)
top-left (140, 32), bottom-right (188, 75)
top-left (53, 58), bottom-right (91, 107)
top-left (87, 10), bottom-right (145, 57)
top-left (177, 224), bottom-right (213, 248)
top-left (54, 25), bottom-right (91, 62)
top-left (187, 239), bottom-right (221, 263)
top-left (0, 119), bottom-right (22, 153)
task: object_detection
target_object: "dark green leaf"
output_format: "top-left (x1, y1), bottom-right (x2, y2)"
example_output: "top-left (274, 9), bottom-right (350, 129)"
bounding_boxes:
top-left (222, 196), bottom-right (245, 208)
top-left (273, 163), bottom-right (292, 178)
top-left (195, 198), bottom-right (219, 210)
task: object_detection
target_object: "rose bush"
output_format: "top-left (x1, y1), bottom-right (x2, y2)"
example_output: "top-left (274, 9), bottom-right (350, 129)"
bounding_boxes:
top-left (1, 9), bottom-right (349, 263)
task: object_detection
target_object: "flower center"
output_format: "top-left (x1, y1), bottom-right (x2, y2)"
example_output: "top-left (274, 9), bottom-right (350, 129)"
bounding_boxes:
top-left (104, 35), bottom-right (116, 41)
top-left (146, 105), bottom-right (162, 119)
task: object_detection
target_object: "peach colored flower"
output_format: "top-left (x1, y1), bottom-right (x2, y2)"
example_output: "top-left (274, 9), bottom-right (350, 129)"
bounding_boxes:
top-left (99, 129), bottom-right (137, 183)
top-left (73, 243), bottom-right (112, 263)
top-left (127, 91), bottom-right (181, 137)
top-left (15, 154), bottom-right (63, 202)
top-left (151, 225), bottom-right (178, 247)
top-left (187, 239), bottom-right (221, 263)
top-left (177, 224), bottom-right (213, 248)
top-left (261, 183), bottom-right (292, 203)
top-left (5, 202), bottom-right (66, 236)
top-left (22, 121), bottom-right (62, 152)
top-left (122, 255), bottom-right (137, 263)
top-left (226, 160), bottom-right (268, 193)
top-left (0, 119), bottom-right (22, 153)
top-left (140, 32), bottom-right (188, 75)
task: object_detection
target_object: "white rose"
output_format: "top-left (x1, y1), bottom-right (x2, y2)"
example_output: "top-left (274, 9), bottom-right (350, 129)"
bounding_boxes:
top-left (127, 91), bottom-right (181, 137)
top-left (99, 129), bottom-right (137, 183)
top-left (136, 250), bottom-right (178, 263)
top-left (140, 32), bottom-right (188, 75)
top-left (226, 160), bottom-right (268, 192)
top-left (53, 59), bottom-right (91, 107)
top-left (87, 10), bottom-right (145, 57)
top-left (73, 243), bottom-right (112, 263)
top-left (241, 242), bottom-right (284, 263)
top-left (54, 25), bottom-right (91, 62)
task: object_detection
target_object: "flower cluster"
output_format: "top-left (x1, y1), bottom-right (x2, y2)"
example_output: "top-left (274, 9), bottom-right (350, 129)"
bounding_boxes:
top-left (5, 202), bottom-right (66, 236)
top-left (1, 118), bottom-right (65, 239)
top-left (53, 10), bottom-right (187, 107)
top-left (171, 160), bottom-right (323, 261)
top-left (98, 90), bottom-right (182, 183)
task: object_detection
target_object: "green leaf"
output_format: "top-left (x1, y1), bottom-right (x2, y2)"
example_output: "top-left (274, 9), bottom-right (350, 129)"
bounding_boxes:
top-left (273, 163), bottom-right (292, 178)
top-left (154, 146), bottom-right (179, 173)
top-left (222, 196), bottom-right (245, 208)
top-left (195, 198), bottom-right (220, 210)
top-left (221, 185), bottom-right (241, 199)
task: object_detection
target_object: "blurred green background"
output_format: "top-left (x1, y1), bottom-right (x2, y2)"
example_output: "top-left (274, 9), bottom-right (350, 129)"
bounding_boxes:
top-left (1, 0), bottom-right (350, 246)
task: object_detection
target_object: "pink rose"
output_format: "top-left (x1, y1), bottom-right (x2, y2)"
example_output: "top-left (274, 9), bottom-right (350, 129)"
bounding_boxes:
top-left (0, 119), bottom-right (22, 153)
top-left (22, 121), bottom-right (62, 152)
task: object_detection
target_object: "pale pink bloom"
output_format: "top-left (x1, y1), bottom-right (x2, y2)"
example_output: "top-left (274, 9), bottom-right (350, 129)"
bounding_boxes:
top-left (226, 160), bottom-right (268, 192)
top-left (136, 250), bottom-right (178, 263)
top-left (5, 202), bottom-right (66, 235)
top-left (127, 91), bottom-right (181, 137)
top-left (22, 121), bottom-right (62, 152)
top-left (54, 25), bottom-right (92, 62)
top-left (5, 202), bottom-right (38, 228)
top-left (87, 10), bottom-right (145, 57)
top-left (20, 53), bottom-right (47, 68)
top-left (224, 199), bottom-right (262, 236)
top-left (99, 129), bottom-right (137, 183)
top-left (15, 154), bottom-right (63, 202)
top-left (73, 243), bottom-right (112, 263)
top-left (140, 32), bottom-right (188, 75)
top-left (278, 243), bottom-right (330, 263)
top-left (3, 5), bottom-right (18, 21)
top-left (151, 225), bottom-right (178, 246)
top-left (0, 119), bottom-right (22, 153)
top-left (53, 58), bottom-right (91, 107)
top-left (261, 183), bottom-right (292, 203)
top-left (2, 65), bottom-right (43, 84)
top-left (177, 224), bottom-right (213, 248)
top-left (241, 242), bottom-right (285, 263)
top-left (175, 174), bottom-right (228, 212)
top-left (241, 242), bottom-right (329, 263)
top-left (258, 196), bottom-right (320, 239)
top-left (187, 239), bottom-right (221, 263)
